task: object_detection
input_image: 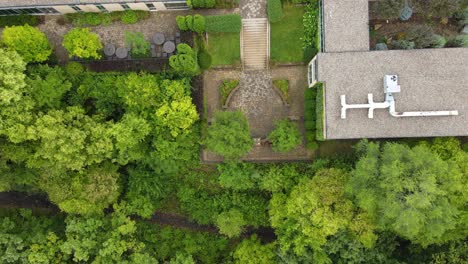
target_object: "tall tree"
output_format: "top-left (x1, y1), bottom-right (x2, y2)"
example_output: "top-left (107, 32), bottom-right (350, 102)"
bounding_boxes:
top-left (347, 140), bottom-right (467, 246)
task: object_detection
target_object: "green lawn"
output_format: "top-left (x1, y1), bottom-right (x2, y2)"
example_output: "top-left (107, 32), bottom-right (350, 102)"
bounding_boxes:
top-left (270, 5), bottom-right (305, 63)
top-left (206, 32), bottom-right (240, 66)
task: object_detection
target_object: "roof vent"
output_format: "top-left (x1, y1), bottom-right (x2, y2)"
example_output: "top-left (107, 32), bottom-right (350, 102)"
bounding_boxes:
top-left (384, 75), bottom-right (400, 93)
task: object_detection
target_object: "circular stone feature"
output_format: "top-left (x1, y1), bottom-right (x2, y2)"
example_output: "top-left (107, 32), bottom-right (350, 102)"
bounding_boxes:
top-left (115, 47), bottom-right (128, 59)
top-left (104, 44), bottom-right (116, 56)
top-left (163, 41), bottom-right (176, 53)
top-left (153, 32), bottom-right (165, 45)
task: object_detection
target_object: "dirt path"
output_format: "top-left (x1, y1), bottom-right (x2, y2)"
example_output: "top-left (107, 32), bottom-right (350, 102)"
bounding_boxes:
top-left (0, 191), bottom-right (276, 240)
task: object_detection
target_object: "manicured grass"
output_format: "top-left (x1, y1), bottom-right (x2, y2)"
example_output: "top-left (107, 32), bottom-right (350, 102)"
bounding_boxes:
top-left (207, 32), bottom-right (240, 66)
top-left (270, 5), bottom-right (305, 63)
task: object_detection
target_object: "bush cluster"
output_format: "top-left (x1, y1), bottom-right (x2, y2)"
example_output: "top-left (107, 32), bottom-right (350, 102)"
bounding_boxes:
top-left (65, 10), bottom-right (149, 26)
top-left (0, 15), bottom-right (38, 27)
top-left (169, 44), bottom-right (200, 76)
top-left (188, 0), bottom-right (216, 8)
top-left (176, 15), bottom-right (205, 33)
top-left (205, 14), bottom-right (242, 33)
top-left (268, 0), bottom-right (284, 23)
top-left (302, 3), bottom-right (320, 61)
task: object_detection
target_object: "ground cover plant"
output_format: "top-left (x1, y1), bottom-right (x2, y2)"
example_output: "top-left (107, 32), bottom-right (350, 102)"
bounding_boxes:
top-left (219, 79), bottom-right (239, 105)
top-left (273, 79), bottom-right (289, 103)
top-left (270, 4), bottom-right (306, 63)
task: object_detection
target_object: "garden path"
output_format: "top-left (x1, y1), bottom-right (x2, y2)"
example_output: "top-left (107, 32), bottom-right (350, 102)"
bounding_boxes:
top-left (228, 70), bottom-right (287, 137)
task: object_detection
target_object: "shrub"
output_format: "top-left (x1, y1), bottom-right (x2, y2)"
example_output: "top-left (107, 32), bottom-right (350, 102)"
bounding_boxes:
top-left (219, 80), bottom-right (239, 105)
top-left (0, 15), bottom-right (38, 27)
top-left (268, 0), bottom-right (284, 23)
top-left (205, 14), bottom-right (242, 33)
top-left (193, 14), bottom-right (206, 34)
top-left (65, 12), bottom-right (111, 26)
top-left (62, 28), bottom-right (103, 59)
top-left (125, 31), bottom-right (150, 58)
top-left (190, 0), bottom-right (216, 8)
top-left (406, 25), bottom-right (446, 48)
top-left (186, 15), bottom-right (194, 30)
top-left (392, 39), bottom-right (415, 49)
top-left (371, 0), bottom-right (403, 20)
top-left (415, 0), bottom-right (461, 18)
top-left (1, 25), bottom-right (52, 63)
top-left (302, 3), bottom-right (319, 50)
top-left (176, 15), bottom-right (188, 31)
top-left (445, 35), bottom-right (468, 47)
top-left (267, 119), bottom-right (302, 152)
top-left (216, 209), bottom-right (245, 238)
top-left (65, 62), bottom-right (85, 76)
top-left (304, 87), bottom-right (319, 149)
top-left (169, 44), bottom-right (200, 76)
top-left (198, 51), bottom-right (212, 70)
top-left (121, 10), bottom-right (139, 24)
top-left (205, 111), bottom-right (253, 159)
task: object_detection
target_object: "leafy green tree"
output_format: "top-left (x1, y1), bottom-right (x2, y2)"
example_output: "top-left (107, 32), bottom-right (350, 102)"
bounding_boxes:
top-left (347, 140), bottom-right (467, 246)
top-left (233, 235), bottom-right (277, 264)
top-left (0, 48), bottom-right (37, 143)
top-left (26, 65), bottom-right (72, 109)
top-left (62, 28), bottom-right (103, 59)
top-left (217, 161), bottom-right (258, 190)
top-left (40, 163), bottom-right (120, 215)
top-left (1, 25), bottom-right (52, 63)
top-left (0, 209), bottom-right (66, 264)
top-left (156, 96), bottom-right (199, 137)
top-left (258, 164), bottom-right (302, 193)
top-left (267, 119), bottom-right (302, 152)
top-left (111, 113), bottom-right (151, 165)
top-left (169, 252), bottom-right (196, 264)
top-left (29, 106), bottom-right (114, 171)
top-left (270, 168), bottom-right (376, 263)
top-left (205, 111), bottom-right (253, 159)
top-left (216, 209), bottom-right (246, 238)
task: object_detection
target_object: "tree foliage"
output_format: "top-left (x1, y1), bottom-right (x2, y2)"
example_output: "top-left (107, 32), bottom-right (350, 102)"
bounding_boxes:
top-left (347, 140), bottom-right (467, 246)
top-left (233, 235), bottom-right (277, 264)
top-left (1, 25), bottom-right (52, 63)
top-left (205, 111), bottom-right (253, 159)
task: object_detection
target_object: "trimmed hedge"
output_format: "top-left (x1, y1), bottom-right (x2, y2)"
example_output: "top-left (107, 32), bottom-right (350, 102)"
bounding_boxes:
top-left (205, 14), bottom-right (242, 33)
top-left (189, 0), bottom-right (216, 8)
top-left (315, 83), bottom-right (325, 141)
top-left (304, 87), bottom-right (318, 149)
top-left (65, 10), bottom-right (149, 26)
top-left (0, 15), bottom-right (38, 27)
top-left (268, 0), bottom-right (284, 23)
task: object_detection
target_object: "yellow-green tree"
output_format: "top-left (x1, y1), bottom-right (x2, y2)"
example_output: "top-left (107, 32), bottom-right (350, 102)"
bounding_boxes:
top-left (1, 25), bottom-right (52, 63)
top-left (62, 28), bottom-right (102, 59)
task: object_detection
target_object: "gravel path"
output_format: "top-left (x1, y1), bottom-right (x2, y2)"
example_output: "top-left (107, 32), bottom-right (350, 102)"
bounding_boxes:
top-left (228, 70), bottom-right (287, 137)
top-left (240, 0), bottom-right (267, 18)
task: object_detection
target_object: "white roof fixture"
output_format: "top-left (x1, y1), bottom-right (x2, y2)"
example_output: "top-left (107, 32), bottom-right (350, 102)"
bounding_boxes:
top-left (340, 75), bottom-right (459, 119)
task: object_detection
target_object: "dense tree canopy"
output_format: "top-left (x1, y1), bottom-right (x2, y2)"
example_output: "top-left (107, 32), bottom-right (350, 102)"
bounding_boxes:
top-left (347, 140), bottom-right (467, 246)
